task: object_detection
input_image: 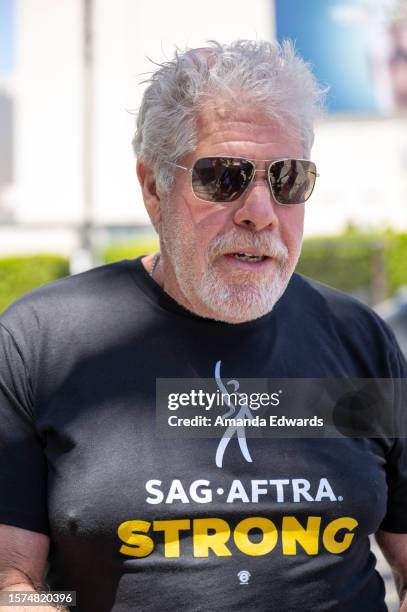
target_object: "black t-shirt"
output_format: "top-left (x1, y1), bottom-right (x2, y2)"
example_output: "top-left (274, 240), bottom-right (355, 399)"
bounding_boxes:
top-left (0, 257), bottom-right (406, 612)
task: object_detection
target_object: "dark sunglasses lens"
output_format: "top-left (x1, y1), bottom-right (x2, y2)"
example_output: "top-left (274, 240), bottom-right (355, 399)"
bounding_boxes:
top-left (269, 160), bottom-right (317, 205)
top-left (192, 157), bottom-right (254, 202)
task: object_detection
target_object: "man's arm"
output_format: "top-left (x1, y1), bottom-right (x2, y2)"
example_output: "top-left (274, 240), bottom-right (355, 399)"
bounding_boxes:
top-left (0, 524), bottom-right (67, 611)
top-left (375, 530), bottom-right (407, 610)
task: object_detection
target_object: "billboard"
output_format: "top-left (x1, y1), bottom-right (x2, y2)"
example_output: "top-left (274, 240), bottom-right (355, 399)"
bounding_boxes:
top-left (0, 0), bottom-right (14, 74)
top-left (275, 0), bottom-right (407, 114)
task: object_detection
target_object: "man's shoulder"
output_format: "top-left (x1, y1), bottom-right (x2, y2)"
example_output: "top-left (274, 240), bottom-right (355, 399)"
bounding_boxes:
top-left (292, 272), bottom-right (373, 313)
top-left (290, 272), bottom-right (398, 348)
top-left (0, 259), bottom-right (134, 333)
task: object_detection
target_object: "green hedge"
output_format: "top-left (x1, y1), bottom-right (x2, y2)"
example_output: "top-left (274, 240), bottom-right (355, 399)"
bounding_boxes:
top-left (102, 236), bottom-right (159, 264)
top-left (297, 236), bottom-right (373, 294)
top-left (384, 233), bottom-right (407, 296)
top-left (103, 232), bottom-right (407, 302)
top-left (1, 232), bottom-right (406, 314)
top-left (298, 232), bottom-right (407, 299)
top-left (102, 235), bottom-right (377, 295)
top-left (0, 255), bottom-right (69, 314)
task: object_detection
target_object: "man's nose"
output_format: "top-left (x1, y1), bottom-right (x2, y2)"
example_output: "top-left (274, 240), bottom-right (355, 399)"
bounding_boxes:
top-left (232, 175), bottom-right (279, 232)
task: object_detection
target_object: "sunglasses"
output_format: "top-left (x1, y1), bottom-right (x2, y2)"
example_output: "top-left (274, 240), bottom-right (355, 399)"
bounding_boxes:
top-left (172, 156), bottom-right (318, 205)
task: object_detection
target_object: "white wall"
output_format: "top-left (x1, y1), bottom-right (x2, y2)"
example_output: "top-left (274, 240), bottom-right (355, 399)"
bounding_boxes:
top-left (4, 0), bottom-right (407, 257)
top-left (15, 0), bottom-right (83, 223)
top-left (11, 0), bottom-right (275, 230)
top-left (308, 116), bottom-right (407, 236)
top-left (92, 0), bottom-right (275, 224)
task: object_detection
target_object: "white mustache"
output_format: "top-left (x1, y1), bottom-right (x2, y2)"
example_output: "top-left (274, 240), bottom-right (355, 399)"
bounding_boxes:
top-left (208, 233), bottom-right (289, 262)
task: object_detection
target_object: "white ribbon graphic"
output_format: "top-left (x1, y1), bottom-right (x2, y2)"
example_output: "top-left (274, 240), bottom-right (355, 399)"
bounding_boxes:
top-left (214, 360), bottom-right (254, 468)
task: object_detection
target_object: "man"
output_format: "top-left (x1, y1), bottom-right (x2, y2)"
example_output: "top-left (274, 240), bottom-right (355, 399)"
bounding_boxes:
top-left (0, 40), bottom-right (406, 612)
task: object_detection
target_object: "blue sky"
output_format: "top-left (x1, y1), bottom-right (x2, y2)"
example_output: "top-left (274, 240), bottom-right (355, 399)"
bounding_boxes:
top-left (0, 0), bottom-right (13, 74)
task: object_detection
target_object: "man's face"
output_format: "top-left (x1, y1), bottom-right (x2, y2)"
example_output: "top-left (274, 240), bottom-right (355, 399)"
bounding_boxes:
top-left (158, 103), bottom-right (306, 323)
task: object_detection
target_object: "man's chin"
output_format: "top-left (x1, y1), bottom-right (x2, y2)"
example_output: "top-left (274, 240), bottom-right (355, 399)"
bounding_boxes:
top-left (196, 280), bottom-right (286, 324)
top-left (167, 254), bottom-right (293, 324)
top-left (207, 307), bottom-right (274, 325)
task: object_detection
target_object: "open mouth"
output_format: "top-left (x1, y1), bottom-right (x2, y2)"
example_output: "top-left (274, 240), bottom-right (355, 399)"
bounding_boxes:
top-left (229, 252), bottom-right (268, 262)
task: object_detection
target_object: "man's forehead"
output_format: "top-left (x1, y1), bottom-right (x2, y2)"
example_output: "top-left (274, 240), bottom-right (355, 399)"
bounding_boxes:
top-left (198, 101), bottom-right (269, 124)
top-left (196, 102), bottom-right (295, 138)
top-left (192, 103), bottom-right (304, 158)
top-left (179, 47), bottom-right (305, 154)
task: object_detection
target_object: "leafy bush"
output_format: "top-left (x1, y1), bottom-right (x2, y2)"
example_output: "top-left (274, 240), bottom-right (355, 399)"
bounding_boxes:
top-left (102, 235), bottom-right (159, 264)
top-left (383, 233), bottom-right (407, 296)
top-left (297, 236), bottom-right (373, 294)
top-left (0, 255), bottom-right (69, 313)
top-left (102, 232), bottom-right (407, 302)
top-left (297, 232), bottom-right (407, 302)
top-left (1, 230), bottom-right (406, 315)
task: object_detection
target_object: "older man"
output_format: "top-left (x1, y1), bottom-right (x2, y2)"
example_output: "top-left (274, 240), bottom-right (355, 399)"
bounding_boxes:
top-left (0, 41), bottom-right (406, 612)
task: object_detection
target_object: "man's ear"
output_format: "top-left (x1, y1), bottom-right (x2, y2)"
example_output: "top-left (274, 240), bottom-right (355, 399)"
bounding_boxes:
top-left (136, 159), bottom-right (161, 230)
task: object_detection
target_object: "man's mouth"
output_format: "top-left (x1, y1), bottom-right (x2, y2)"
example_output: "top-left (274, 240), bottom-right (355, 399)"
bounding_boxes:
top-left (231, 252), bottom-right (268, 263)
top-left (219, 250), bottom-right (273, 269)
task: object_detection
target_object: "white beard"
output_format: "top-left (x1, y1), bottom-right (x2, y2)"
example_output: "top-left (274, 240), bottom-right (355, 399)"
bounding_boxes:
top-left (160, 210), bottom-right (300, 324)
top-left (195, 262), bottom-right (293, 323)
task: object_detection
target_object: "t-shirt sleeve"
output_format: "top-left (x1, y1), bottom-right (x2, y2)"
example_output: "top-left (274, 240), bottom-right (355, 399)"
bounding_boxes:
top-left (379, 343), bottom-right (407, 533)
top-left (0, 321), bottom-right (49, 535)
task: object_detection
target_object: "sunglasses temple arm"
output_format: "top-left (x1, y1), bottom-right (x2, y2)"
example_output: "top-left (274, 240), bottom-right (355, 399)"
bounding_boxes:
top-left (173, 163), bottom-right (190, 172)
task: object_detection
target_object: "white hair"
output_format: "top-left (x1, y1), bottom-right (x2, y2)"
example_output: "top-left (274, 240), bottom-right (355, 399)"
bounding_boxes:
top-left (133, 39), bottom-right (326, 194)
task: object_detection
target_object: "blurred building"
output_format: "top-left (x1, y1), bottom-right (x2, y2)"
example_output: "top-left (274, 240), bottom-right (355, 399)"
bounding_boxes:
top-left (0, 90), bottom-right (13, 220)
top-left (0, 0), bottom-right (406, 259)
